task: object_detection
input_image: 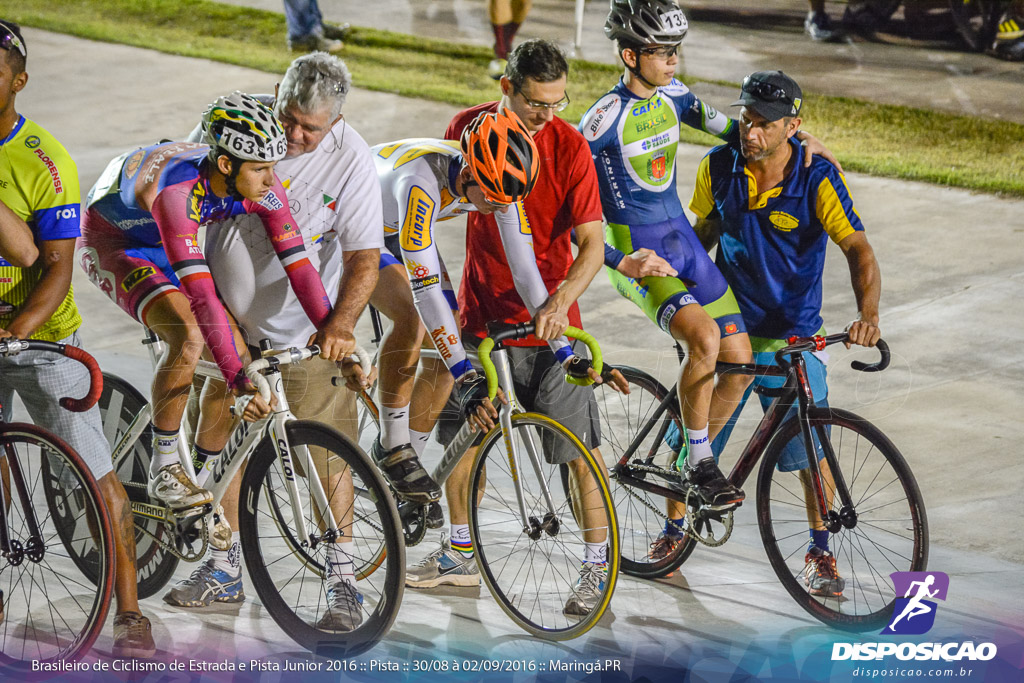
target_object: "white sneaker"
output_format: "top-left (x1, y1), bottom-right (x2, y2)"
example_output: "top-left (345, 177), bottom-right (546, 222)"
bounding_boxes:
top-left (148, 463), bottom-right (213, 510)
top-left (487, 58), bottom-right (507, 80)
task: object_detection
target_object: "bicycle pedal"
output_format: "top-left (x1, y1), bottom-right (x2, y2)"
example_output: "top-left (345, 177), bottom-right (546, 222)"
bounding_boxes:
top-left (173, 502), bottom-right (213, 522)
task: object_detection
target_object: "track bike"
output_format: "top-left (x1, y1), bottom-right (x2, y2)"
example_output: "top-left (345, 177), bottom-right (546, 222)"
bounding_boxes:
top-left (78, 337), bottom-right (404, 656)
top-left (594, 333), bottom-right (928, 631)
top-left (357, 319), bottom-right (620, 640)
top-left (0, 339), bottom-right (114, 671)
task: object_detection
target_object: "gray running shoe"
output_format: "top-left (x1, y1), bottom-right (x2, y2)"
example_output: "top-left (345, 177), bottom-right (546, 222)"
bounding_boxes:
top-left (315, 581), bottom-right (363, 632)
top-left (148, 463), bottom-right (213, 510)
top-left (563, 562), bottom-right (608, 617)
top-left (406, 537), bottom-right (480, 588)
top-left (803, 546), bottom-right (846, 597)
top-left (163, 562), bottom-right (245, 607)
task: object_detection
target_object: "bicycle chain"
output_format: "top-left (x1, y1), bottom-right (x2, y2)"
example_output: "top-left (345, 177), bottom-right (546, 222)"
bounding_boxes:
top-left (616, 461), bottom-right (733, 546)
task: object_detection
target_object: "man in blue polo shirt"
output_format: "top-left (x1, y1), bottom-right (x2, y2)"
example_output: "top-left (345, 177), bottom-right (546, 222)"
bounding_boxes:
top-left (689, 70), bottom-right (881, 599)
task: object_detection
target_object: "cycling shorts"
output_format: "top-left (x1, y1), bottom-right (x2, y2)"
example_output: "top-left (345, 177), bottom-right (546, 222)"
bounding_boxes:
top-left (605, 214), bottom-right (745, 338)
top-left (76, 208), bottom-right (179, 324)
top-left (436, 338), bottom-right (600, 461)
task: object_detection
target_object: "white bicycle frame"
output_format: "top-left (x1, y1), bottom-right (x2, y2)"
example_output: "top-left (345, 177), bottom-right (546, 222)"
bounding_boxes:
top-left (110, 339), bottom-right (370, 557)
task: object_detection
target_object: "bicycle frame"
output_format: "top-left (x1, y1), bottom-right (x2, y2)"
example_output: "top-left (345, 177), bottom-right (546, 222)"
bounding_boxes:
top-left (111, 346), bottom-right (343, 560)
top-left (611, 345), bottom-right (861, 531)
top-left (420, 345), bottom-right (559, 533)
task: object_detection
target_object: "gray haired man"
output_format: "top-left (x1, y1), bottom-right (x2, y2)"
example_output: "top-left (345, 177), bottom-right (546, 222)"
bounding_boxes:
top-left (170, 53), bottom-right (382, 632)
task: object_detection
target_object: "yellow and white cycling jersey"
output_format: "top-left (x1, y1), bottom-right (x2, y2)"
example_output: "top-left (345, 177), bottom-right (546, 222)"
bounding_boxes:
top-left (372, 138), bottom-right (571, 378)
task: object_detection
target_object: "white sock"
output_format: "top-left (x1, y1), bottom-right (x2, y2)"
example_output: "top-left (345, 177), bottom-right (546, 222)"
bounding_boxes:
top-left (584, 542), bottom-right (607, 564)
top-left (449, 523), bottom-right (473, 558)
top-left (328, 542), bottom-right (356, 586)
top-left (686, 425), bottom-right (712, 468)
top-left (151, 427), bottom-right (180, 475)
top-left (210, 532), bottom-right (241, 576)
top-left (409, 428), bottom-right (431, 457)
top-left (380, 406), bottom-right (410, 451)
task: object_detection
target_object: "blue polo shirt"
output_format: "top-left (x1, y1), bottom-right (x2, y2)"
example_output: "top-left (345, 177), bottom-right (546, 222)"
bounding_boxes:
top-left (689, 138), bottom-right (863, 346)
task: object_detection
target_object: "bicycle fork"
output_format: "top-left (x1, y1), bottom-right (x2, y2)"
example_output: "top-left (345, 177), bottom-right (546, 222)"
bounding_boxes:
top-left (792, 358), bottom-right (857, 534)
top-left (0, 444), bottom-right (44, 563)
top-left (265, 371), bottom-right (341, 556)
top-left (490, 350), bottom-right (559, 539)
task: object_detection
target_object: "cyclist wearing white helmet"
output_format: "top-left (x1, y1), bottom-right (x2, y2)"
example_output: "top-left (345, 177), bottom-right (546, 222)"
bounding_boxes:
top-left (77, 91), bottom-right (340, 515)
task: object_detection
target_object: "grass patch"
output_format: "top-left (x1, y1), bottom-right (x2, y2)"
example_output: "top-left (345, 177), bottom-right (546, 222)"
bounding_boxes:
top-left (11, 0), bottom-right (1024, 196)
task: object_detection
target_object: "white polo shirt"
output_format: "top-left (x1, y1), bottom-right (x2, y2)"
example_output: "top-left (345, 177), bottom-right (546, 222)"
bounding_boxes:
top-left (202, 109), bottom-right (384, 349)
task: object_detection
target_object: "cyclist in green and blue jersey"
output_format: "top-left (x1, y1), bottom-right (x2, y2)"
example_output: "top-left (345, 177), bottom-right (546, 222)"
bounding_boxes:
top-left (580, 0), bottom-right (841, 559)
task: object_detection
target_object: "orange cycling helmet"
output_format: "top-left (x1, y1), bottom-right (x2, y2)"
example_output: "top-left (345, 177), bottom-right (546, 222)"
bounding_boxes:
top-left (460, 109), bottom-right (540, 205)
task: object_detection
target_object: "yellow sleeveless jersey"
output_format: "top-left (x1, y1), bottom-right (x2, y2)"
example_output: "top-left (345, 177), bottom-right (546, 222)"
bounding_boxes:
top-left (0, 116), bottom-right (82, 341)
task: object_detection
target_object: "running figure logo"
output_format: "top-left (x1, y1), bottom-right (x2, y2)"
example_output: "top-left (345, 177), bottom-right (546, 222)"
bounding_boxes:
top-left (882, 571), bottom-right (949, 635)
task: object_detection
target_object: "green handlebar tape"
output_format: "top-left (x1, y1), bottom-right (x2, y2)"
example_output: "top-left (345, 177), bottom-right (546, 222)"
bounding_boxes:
top-left (564, 326), bottom-right (603, 386)
top-left (479, 327), bottom-right (604, 398)
top-left (477, 338), bottom-right (498, 399)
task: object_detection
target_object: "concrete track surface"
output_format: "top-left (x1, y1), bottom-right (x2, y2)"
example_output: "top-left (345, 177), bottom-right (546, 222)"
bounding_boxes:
top-left (7, 25), bottom-right (1022, 678)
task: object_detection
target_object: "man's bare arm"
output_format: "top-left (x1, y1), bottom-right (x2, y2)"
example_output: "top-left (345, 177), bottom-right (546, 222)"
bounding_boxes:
top-left (0, 198), bottom-right (39, 268)
top-left (4, 238), bottom-right (75, 338)
top-left (534, 220), bottom-right (604, 339)
top-left (838, 231), bottom-right (881, 348)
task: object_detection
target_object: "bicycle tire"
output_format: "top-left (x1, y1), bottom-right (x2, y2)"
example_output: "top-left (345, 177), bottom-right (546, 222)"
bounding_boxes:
top-left (469, 412), bottom-right (619, 640)
top-left (95, 373), bottom-right (179, 599)
top-left (1, 424), bottom-right (114, 671)
top-left (238, 420), bottom-right (404, 657)
top-left (948, 0), bottom-right (1003, 51)
top-left (593, 366), bottom-right (696, 579)
top-left (756, 407), bottom-right (929, 631)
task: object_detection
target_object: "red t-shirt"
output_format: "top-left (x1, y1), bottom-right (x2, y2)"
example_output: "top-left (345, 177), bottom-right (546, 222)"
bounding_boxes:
top-left (445, 103), bottom-right (602, 345)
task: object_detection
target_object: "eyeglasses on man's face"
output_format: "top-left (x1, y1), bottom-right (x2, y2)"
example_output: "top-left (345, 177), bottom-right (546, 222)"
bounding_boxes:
top-left (515, 88), bottom-right (570, 112)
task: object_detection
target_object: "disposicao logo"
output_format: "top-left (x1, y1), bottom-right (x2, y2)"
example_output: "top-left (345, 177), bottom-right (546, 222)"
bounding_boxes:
top-left (883, 571), bottom-right (948, 635)
top-left (831, 571), bottom-right (998, 663)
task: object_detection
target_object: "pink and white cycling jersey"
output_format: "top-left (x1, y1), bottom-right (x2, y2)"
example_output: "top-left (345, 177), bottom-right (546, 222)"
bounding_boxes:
top-left (82, 141), bottom-right (331, 389)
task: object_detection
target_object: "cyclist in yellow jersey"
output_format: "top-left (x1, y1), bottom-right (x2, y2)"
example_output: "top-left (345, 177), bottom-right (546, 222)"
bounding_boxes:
top-left (0, 20), bottom-right (155, 657)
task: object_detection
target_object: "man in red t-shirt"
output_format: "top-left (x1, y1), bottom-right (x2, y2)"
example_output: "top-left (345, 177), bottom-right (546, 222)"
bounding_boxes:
top-left (406, 40), bottom-right (627, 618)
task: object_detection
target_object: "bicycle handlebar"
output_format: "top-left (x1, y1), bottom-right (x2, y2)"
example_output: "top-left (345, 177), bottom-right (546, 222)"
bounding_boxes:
top-left (773, 333), bottom-right (890, 373)
top-left (477, 324), bottom-right (603, 400)
top-left (242, 345), bottom-right (372, 403)
top-left (0, 339), bottom-right (103, 412)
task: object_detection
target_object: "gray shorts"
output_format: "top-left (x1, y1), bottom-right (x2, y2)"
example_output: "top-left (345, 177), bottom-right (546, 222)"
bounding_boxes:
top-left (0, 332), bottom-right (114, 481)
top-left (436, 339), bottom-right (601, 464)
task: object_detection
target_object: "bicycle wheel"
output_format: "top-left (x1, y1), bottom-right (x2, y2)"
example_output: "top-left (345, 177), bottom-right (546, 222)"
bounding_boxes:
top-left (757, 407), bottom-right (928, 631)
top-left (94, 373), bottom-right (178, 599)
top-left (469, 412), bottom-right (619, 640)
top-left (0, 424), bottom-right (114, 671)
top-left (593, 366), bottom-right (696, 579)
top-left (948, 0), bottom-right (1003, 51)
top-left (238, 420), bottom-right (403, 657)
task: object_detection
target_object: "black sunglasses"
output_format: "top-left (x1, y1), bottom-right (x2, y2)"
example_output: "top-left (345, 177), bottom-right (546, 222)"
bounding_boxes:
top-left (0, 22), bottom-right (25, 58)
top-left (741, 76), bottom-right (792, 105)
